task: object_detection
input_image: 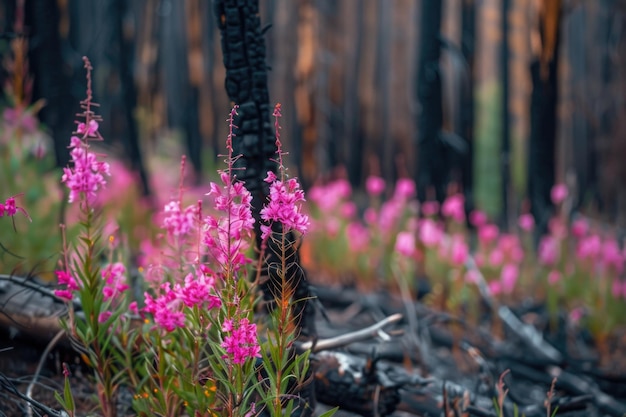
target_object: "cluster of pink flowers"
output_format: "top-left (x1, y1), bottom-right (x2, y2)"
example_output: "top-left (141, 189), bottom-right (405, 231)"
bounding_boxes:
top-left (61, 121), bottom-right (110, 204)
top-left (221, 317), bottom-right (260, 364)
top-left (102, 262), bottom-right (129, 301)
top-left (144, 266), bottom-right (221, 332)
top-left (54, 270), bottom-right (80, 300)
top-left (204, 172), bottom-right (255, 269)
top-left (260, 171), bottom-right (309, 241)
top-left (162, 200), bottom-right (198, 237)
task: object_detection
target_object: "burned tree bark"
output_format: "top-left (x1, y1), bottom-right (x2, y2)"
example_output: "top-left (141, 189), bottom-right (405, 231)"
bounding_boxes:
top-left (528, 0), bottom-right (562, 238)
top-left (415, 0), bottom-right (446, 203)
top-left (461, 0), bottom-right (476, 220)
top-left (109, 0), bottom-right (151, 196)
top-left (25, 0), bottom-right (74, 169)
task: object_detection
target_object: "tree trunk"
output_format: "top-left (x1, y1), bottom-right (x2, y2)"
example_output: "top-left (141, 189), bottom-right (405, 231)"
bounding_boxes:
top-left (26, 0), bottom-right (75, 169)
top-left (528, 0), bottom-right (561, 239)
top-left (461, 0), bottom-right (476, 220)
top-left (416, 0), bottom-right (445, 203)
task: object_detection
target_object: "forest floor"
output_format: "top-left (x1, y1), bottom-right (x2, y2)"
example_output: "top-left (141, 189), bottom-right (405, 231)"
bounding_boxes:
top-left (1, 277), bottom-right (626, 417)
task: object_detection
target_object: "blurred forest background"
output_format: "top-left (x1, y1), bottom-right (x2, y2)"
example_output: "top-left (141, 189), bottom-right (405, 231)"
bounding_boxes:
top-left (1, 0), bottom-right (626, 233)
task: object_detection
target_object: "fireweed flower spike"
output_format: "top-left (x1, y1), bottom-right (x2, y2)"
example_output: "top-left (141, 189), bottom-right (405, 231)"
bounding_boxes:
top-left (259, 104), bottom-right (310, 241)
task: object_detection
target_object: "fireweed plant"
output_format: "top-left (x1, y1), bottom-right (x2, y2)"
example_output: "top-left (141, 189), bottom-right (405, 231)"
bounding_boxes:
top-left (53, 60), bottom-right (314, 416)
top-left (305, 179), bottom-right (626, 349)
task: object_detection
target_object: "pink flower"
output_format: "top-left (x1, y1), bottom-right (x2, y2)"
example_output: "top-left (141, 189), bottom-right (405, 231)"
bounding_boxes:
top-left (548, 270), bottom-right (561, 285)
top-left (162, 200), bottom-right (198, 237)
top-left (98, 311), bottom-right (112, 323)
top-left (61, 136), bottom-right (111, 204)
top-left (478, 224), bottom-right (499, 246)
top-left (260, 175), bottom-right (309, 240)
top-left (442, 194), bottom-right (465, 223)
top-left (538, 235), bottom-right (559, 266)
top-left (488, 280), bottom-right (502, 296)
top-left (500, 264), bottom-right (518, 294)
top-left (518, 213), bottom-right (534, 232)
top-left (499, 234), bottom-right (524, 263)
top-left (569, 307), bottom-right (584, 324)
top-left (576, 234), bottom-right (601, 261)
top-left (144, 283), bottom-right (186, 332)
top-left (602, 239), bottom-right (623, 274)
top-left (395, 231), bottom-right (415, 257)
top-left (346, 222), bottom-right (369, 252)
top-left (365, 176), bottom-right (385, 196)
top-left (550, 183), bottom-right (568, 205)
top-left (465, 269), bottom-right (480, 284)
top-left (419, 218), bottom-right (442, 247)
top-left (340, 202), bottom-right (357, 219)
top-left (102, 264), bottom-right (129, 301)
top-left (221, 317), bottom-right (261, 364)
top-left (548, 217), bottom-right (567, 238)
top-left (177, 271), bottom-right (221, 309)
top-left (571, 218), bottom-right (588, 238)
top-left (54, 270), bottom-right (80, 301)
top-left (363, 208), bottom-right (377, 225)
top-left (205, 174), bottom-right (255, 269)
top-left (421, 201), bottom-right (440, 217)
top-left (378, 200), bottom-right (403, 231)
top-left (469, 210), bottom-right (488, 227)
top-left (77, 120), bottom-right (99, 137)
top-left (129, 301), bottom-right (138, 315)
top-left (393, 178), bottom-right (416, 200)
top-left (489, 249), bottom-right (504, 267)
top-left (450, 234), bottom-right (468, 266)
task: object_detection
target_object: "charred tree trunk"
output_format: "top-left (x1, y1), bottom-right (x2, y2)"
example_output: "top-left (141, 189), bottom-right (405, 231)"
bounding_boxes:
top-left (25, 0), bottom-right (74, 169)
top-left (501, 0), bottom-right (511, 229)
top-left (528, 0), bottom-right (561, 239)
top-left (461, 0), bottom-right (476, 220)
top-left (416, 0), bottom-right (445, 203)
top-left (110, 0), bottom-right (151, 196)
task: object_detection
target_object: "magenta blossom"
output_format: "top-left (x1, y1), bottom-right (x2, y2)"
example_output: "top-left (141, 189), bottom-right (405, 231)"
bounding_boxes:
top-left (260, 171), bottom-right (309, 241)
top-left (551, 183), bottom-right (568, 205)
top-left (162, 200), bottom-right (198, 237)
top-left (469, 210), bottom-right (488, 227)
top-left (393, 178), bottom-right (416, 200)
top-left (571, 218), bottom-right (588, 238)
top-left (421, 201), bottom-right (440, 217)
top-left (518, 213), bottom-right (534, 232)
top-left (61, 134), bottom-right (110, 204)
top-left (548, 270), bottom-right (561, 285)
top-left (419, 218), bottom-right (442, 247)
top-left (395, 231), bottom-right (416, 257)
top-left (478, 224), bottom-right (499, 246)
top-left (346, 222), bottom-right (369, 252)
top-left (449, 234), bottom-right (469, 266)
top-left (221, 317), bottom-right (261, 364)
top-left (442, 193), bottom-right (465, 223)
top-left (500, 263), bottom-right (519, 294)
top-left (144, 283), bottom-right (185, 332)
top-left (204, 173), bottom-right (255, 269)
top-left (538, 235), bottom-right (560, 266)
top-left (54, 270), bottom-right (80, 301)
top-left (365, 176), bottom-right (385, 196)
top-left (102, 262), bottom-right (129, 301)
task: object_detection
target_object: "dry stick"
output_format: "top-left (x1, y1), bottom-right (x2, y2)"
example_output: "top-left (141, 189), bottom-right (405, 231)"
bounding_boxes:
top-left (26, 329), bottom-right (66, 417)
top-left (299, 313), bottom-right (403, 353)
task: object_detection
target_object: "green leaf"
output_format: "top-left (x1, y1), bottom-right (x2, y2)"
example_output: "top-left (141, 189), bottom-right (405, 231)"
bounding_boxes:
top-left (317, 407), bottom-right (339, 417)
